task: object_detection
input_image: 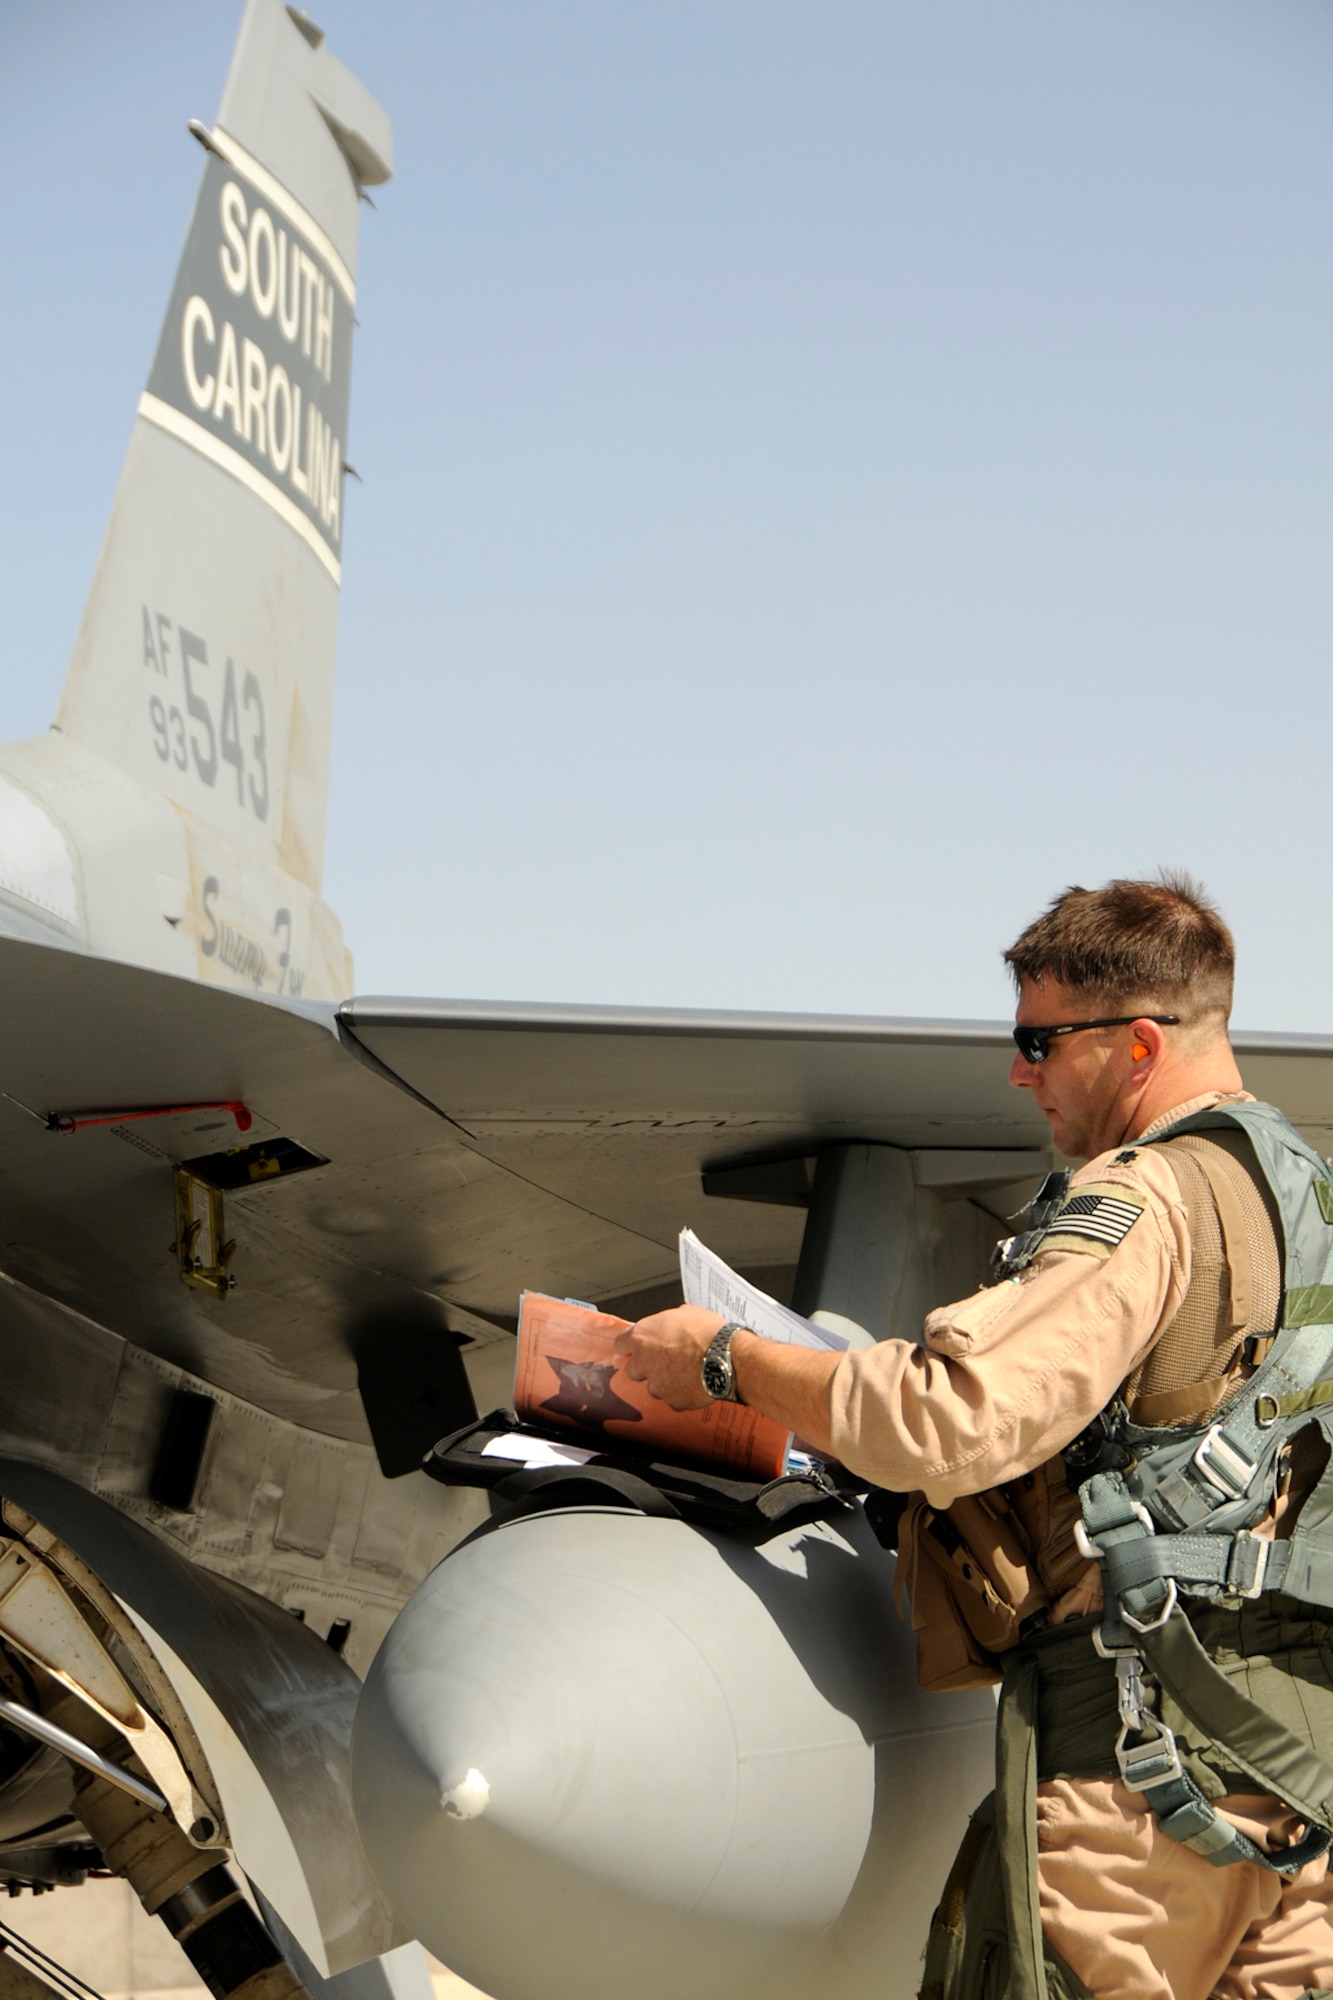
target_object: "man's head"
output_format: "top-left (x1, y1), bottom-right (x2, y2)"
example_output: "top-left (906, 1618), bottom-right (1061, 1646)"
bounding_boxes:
top-left (1004, 873), bottom-right (1242, 1158)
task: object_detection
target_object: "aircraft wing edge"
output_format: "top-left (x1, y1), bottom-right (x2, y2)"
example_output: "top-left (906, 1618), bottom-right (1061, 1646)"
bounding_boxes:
top-left (339, 996), bottom-right (1018, 1047)
top-left (340, 996), bottom-right (1333, 1057)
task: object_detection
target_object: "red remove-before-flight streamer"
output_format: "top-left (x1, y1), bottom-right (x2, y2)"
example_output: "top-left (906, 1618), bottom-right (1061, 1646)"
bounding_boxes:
top-left (45, 1101), bottom-right (253, 1136)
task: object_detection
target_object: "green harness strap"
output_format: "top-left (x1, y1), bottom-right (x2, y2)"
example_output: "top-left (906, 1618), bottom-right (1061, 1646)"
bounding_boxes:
top-left (994, 1607), bottom-right (1333, 2000)
top-left (996, 1656), bottom-right (1047, 2000)
top-left (1138, 1609), bottom-right (1333, 1827)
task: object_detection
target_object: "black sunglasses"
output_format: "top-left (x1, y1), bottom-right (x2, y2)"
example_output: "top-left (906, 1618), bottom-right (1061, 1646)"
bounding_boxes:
top-left (1012, 1015), bottom-right (1180, 1065)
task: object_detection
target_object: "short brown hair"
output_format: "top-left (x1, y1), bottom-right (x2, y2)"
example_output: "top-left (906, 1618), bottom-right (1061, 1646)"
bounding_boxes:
top-left (1004, 873), bottom-right (1234, 1028)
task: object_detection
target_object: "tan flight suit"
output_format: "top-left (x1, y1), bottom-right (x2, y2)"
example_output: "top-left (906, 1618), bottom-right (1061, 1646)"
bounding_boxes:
top-left (825, 1090), bottom-right (1333, 2000)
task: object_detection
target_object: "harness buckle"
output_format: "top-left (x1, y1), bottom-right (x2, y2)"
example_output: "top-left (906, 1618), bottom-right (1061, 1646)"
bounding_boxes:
top-left (1074, 1499), bottom-right (1156, 1564)
top-left (1076, 1500), bottom-right (1178, 1632)
top-left (1193, 1425), bottom-right (1257, 1500)
top-left (1113, 1650), bottom-right (1147, 1731)
top-left (1119, 1577), bottom-right (1178, 1633)
top-left (1073, 1519), bottom-right (1100, 1562)
top-left (1227, 1529), bottom-right (1271, 1599)
top-left (1116, 1716), bottom-right (1185, 1796)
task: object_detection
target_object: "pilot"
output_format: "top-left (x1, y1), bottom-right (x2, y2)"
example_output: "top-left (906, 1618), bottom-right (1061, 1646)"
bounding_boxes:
top-left (617, 874), bottom-right (1333, 2000)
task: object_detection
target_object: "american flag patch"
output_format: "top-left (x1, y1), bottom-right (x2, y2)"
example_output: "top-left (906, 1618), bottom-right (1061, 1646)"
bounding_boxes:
top-left (1048, 1191), bottom-right (1143, 1248)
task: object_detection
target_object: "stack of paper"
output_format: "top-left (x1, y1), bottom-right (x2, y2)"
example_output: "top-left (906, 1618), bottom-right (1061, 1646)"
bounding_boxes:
top-left (678, 1230), bottom-right (849, 1352)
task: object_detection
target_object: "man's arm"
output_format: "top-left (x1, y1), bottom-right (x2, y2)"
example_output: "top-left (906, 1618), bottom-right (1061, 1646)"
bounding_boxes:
top-left (617, 1147), bottom-right (1192, 1502)
top-left (615, 1308), bottom-right (840, 1453)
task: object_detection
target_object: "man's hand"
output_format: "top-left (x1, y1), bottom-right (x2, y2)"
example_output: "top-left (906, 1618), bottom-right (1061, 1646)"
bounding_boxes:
top-left (617, 1306), bottom-right (841, 1455)
top-left (615, 1307), bottom-right (727, 1412)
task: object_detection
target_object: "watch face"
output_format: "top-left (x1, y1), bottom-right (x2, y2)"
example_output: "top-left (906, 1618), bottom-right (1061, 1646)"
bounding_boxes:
top-left (702, 1355), bottom-right (731, 1399)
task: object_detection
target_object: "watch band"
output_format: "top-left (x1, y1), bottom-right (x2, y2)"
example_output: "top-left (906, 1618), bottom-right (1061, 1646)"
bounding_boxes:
top-left (701, 1322), bottom-right (746, 1403)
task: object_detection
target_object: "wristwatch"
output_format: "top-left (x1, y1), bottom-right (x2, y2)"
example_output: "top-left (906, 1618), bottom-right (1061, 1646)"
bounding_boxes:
top-left (701, 1322), bottom-right (746, 1402)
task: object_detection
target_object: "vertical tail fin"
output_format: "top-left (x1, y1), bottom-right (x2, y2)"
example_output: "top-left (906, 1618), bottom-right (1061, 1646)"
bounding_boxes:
top-left (57, 0), bottom-right (391, 899)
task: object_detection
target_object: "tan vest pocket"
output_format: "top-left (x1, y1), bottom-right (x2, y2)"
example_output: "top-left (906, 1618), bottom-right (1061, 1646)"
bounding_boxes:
top-left (898, 1491), bottom-right (1049, 1692)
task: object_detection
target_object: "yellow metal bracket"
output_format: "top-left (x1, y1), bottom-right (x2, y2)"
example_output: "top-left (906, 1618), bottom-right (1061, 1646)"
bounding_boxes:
top-left (172, 1168), bottom-right (237, 1300)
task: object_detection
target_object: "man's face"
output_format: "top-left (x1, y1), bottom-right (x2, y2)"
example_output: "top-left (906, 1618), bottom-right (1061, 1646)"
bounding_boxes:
top-left (1009, 975), bottom-right (1136, 1159)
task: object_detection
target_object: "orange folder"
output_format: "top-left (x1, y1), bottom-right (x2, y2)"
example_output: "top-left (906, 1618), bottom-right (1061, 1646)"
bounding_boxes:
top-left (514, 1293), bottom-right (791, 1482)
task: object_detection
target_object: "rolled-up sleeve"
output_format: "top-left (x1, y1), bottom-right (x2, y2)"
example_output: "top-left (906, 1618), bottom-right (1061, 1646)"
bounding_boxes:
top-left (825, 1147), bottom-right (1191, 1507)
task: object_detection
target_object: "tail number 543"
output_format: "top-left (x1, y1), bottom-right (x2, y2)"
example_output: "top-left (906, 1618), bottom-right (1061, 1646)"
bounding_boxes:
top-left (148, 627), bottom-right (270, 823)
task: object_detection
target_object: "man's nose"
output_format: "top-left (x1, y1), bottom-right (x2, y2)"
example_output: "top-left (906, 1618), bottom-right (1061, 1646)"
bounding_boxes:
top-left (1009, 1051), bottom-right (1036, 1089)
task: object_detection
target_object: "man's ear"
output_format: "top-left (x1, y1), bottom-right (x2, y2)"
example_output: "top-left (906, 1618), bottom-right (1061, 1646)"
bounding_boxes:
top-left (1129, 1016), bottom-right (1170, 1069)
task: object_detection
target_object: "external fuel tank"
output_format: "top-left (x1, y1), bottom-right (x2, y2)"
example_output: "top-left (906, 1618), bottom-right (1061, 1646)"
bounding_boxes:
top-left (352, 1500), bottom-right (995, 2000)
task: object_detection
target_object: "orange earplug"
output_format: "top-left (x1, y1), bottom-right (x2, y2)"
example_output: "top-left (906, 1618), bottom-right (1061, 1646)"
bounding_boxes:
top-left (1132, 1042), bottom-right (1149, 1061)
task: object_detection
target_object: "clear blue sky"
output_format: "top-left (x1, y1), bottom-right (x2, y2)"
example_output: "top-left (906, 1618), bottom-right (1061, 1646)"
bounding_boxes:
top-left (4, 0), bottom-right (1332, 1027)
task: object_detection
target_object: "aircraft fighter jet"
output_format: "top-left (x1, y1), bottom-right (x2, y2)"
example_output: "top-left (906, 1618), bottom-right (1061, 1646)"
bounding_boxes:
top-left (5, 6), bottom-right (1333, 1999)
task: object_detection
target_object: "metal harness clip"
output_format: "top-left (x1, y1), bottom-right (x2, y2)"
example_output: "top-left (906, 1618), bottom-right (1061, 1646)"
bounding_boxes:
top-left (1193, 1425), bottom-right (1258, 1501)
top-left (1120, 1576), bottom-right (1179, 1634)
top-left (1227, 1528), bottom-right (1271, 1599)
top-left (1073, 1499), bottom-right (1156, 1565)
top-left (1116, 1715), bottom-right (1185, 1796)
top-left (1075, 1499), bottom-right (1177, 1633)
top-left (1114, 1651), bottom-right (1147, 1732)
